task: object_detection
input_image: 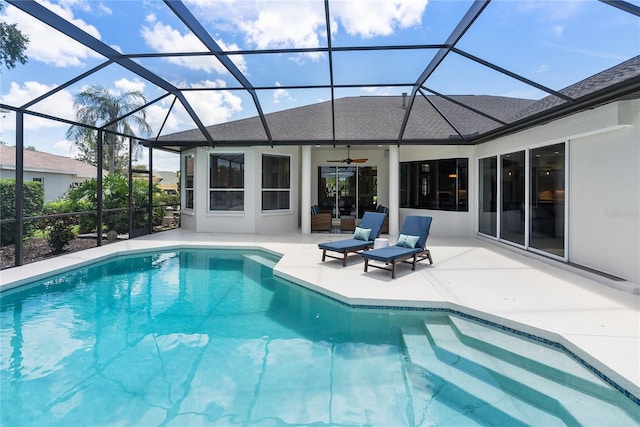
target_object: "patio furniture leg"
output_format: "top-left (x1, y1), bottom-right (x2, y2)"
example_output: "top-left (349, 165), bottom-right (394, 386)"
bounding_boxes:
top-left (364, 258), bottom-right (369, 272)
top-left (322, 249), bottom-right (327, 262)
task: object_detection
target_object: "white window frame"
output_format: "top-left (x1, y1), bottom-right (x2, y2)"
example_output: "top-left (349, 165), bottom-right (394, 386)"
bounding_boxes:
top-left (261, 154), bottom-right (291, 212)
top-left (208, 152), bottom-right (245, 213)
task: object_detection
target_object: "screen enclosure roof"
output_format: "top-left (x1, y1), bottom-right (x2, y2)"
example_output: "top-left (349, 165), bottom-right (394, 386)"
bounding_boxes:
top-left (1, 0), bottom-right (639, 152)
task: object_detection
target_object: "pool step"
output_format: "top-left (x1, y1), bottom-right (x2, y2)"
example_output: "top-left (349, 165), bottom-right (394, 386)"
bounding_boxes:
top-left (401, 326), bottom-right (561, 426)
top-left (420, 317), bottom-right (638, 426)
top-left (447, 316), bottom-right (618, 400)
top-left (243, 253), bottom-right (279, 269)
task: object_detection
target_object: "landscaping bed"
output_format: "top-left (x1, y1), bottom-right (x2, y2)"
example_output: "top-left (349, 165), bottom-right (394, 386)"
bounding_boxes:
top-left (0, 236), bottom-right (116, 270)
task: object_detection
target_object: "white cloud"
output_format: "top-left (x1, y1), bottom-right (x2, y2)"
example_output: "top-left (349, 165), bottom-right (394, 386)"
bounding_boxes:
top-left (182, 80), bottom-right (243, 125)
top-left (188, 0), bottom-right (329, 61)
top-left (360, 86), bottom-right (395, 96)
top-left (3, 1), bottom-right (103, 67)
top-left (189, 0), bottom-right (427, 61)
top-left (238, 2), bottom-right (326, 50)
top-left (141, 15), bottom-right (248, 74)
top-left (115, 78), bottom-right (146, 93)
top-left (145, 103), bottom-right (179, 135)
top-left (145, 79), bottom-right (243, 132)
top-left (53, 139), bottom-right (80, 157)
top-left (273, 82), bottom-right (293, 104)
top-left (0, 82), bottom-right (75, 130)
top-left (332, 0), bottom-right (428, 38)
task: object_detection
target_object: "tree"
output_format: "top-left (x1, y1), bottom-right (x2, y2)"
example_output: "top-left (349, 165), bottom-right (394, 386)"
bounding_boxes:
top-left (0, 2), bottom-right (29, 72)
top-left (66, 85), bottom-right (152, 173)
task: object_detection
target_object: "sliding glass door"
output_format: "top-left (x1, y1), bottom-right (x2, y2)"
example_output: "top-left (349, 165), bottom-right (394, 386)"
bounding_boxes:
top-left (318, 166), bottom-right (377, 219)
top-left (478, 143), bottom-right (566, 259)
top-left (478, 157), bottom-right (497, 236)
top-left (530, 143), bottom-right (565, 257)
top-left (501, 150), bottom-right (526, 246)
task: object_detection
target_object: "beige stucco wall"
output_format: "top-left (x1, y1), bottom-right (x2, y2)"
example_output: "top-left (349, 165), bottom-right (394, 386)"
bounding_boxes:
top-left (180, 99), bottom-right (639, 283)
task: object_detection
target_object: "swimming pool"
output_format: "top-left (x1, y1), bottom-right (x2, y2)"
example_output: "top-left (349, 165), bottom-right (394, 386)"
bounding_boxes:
top-left (1, 248), bottom-right (638, 426)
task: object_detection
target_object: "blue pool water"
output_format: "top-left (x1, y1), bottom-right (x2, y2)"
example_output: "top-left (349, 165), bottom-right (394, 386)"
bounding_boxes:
top-left (1, 249), bottom-right (638, 426)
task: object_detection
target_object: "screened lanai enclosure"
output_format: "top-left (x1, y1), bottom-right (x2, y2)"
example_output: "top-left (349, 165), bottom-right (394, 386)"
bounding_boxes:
top-left (1, 0), bottom-right (639, 268)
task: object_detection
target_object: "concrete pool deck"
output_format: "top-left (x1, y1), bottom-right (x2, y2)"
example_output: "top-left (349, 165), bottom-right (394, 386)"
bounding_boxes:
top-left (1, 228), bottom-right (639, 400)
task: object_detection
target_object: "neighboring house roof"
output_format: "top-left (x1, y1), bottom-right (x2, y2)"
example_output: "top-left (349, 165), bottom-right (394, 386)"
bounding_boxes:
top-left (157, 55), bottom-right (640, 148)
top-left (154, 171), bottom-right (178, 187)
top-left (0, 145), bottom-right (99, 178)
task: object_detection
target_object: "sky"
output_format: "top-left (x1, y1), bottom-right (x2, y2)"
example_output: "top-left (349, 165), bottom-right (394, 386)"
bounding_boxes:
top-left (0, 0), bottom-right (638, 172)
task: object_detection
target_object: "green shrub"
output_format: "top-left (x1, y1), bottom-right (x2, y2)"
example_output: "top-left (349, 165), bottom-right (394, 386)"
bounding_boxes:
top-left (0, 179), bottom-right (44, 246)
top-left (43, 199), bottom-right (74, 214)
top-left (66, 174), bottom-right (162, 234)
top-left (38, 214), bottom-right (78, 254)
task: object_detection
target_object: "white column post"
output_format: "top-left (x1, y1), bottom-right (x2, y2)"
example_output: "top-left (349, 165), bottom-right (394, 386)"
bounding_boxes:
top-left (301, 145), bottom-right (312, 234)
top-left (388, 145), bottom-right (400, 236)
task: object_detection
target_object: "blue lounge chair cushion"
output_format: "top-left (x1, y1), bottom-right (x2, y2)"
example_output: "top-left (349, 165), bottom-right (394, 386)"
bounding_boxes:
top-left (353, 227), bottom-right (372, 241)
top-left (396, 233), bottom-right (419, 248)
top-left (319, 238), bottom-right (371, 252)
top-left (360, 245), bottom-right (422, 262)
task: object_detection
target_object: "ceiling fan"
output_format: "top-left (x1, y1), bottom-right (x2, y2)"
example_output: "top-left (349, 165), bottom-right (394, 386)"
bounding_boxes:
top-left (327, 145), bottom-right (368, 165)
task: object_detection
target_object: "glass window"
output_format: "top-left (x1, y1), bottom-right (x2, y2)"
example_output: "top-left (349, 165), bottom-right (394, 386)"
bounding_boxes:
top-left (209, 153), bottom-right (244, 211)
top-left (500, 150), bottom-right (525, 246)
top-left (400, 158), bottom-right (468, 211)
top-left (357, 167), bottom-right (378, 218)
top-left (530, 143), bottom-right (565, 257)
top-left (184, 155), bottom-right (194, 210)
top-left (262, 155), bottom-right (290, 211)
top-left (478, 157), bottom-right (497, 236)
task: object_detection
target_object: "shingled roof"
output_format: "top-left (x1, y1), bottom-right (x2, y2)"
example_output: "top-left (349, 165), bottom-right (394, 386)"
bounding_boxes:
top-left (158, 94), bottom-right (536, 147)
top-left (157, 55), bottom-right (639, 149)
top-left (0, 145), bottom-right (99, 178)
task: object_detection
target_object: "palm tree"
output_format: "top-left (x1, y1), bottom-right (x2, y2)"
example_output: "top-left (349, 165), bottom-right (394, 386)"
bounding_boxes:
top-left (66, 85), bottom-right (152, 173)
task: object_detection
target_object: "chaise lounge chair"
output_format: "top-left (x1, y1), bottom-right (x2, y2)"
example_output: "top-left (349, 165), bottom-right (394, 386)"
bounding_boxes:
top-left (361, 215), bottom-right (433, 278)
top-left (318, 211), bottom-right (387, 266)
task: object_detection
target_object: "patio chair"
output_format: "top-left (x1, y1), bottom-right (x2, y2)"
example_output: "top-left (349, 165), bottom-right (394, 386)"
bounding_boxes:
top-left (361, 216), bottom-right (433, 278)
top-left (311, 205), bottom-right (332, 232)
top-left (318, 211), bottom-right (387, 266)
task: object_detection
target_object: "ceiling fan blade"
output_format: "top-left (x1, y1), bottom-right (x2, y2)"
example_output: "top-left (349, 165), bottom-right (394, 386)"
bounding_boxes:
top-left (350, 158), bottom-right (368, 163)
top-left (327, 159), bottom-right (345, 163)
